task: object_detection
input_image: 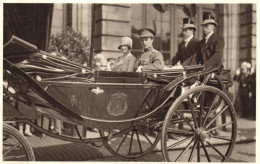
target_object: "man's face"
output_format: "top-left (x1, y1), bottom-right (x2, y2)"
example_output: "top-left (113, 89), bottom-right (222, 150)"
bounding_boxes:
top-left (182, 28), bottom-right (194, 38)
top-left (140, 37), bottom-right (153, 49)
top-left (202, 24), bottom-right (215, 35)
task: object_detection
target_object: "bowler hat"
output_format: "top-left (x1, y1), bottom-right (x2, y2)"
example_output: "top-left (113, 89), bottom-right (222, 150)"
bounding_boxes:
top-left (182, 18), bottom-right (196, 31)
top-left (201, 12), bottom-right (218, 26)
top-left (138, 28), bottom-right (156, 38)
top-left (118, 36), bottom-right (133, 50)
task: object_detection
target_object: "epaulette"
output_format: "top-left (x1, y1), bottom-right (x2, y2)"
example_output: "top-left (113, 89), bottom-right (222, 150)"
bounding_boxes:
top-left (151, 49), bottom-right (159, 53)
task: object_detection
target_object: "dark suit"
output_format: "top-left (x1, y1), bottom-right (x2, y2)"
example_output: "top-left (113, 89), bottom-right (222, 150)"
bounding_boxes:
top-left (196, 33), bottom-right (224, 68)
top-left (172, 36), bottom-right (200, 66)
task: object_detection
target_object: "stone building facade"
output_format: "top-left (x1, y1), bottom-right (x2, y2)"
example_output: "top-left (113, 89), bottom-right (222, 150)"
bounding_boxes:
top-left (51, 3), bottom-right (256, 96)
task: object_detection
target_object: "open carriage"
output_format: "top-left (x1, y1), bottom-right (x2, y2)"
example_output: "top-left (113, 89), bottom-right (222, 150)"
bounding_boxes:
top-left (3, 36), bottom-right (237, 162)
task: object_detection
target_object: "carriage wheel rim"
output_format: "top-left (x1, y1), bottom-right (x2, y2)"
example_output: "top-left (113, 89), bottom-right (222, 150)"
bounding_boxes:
top-left (161, 86), bottom-right (237, 162)
top-left (3, 123), bottom-right (35, 161)
top-left (100, 123), bottom-right (161, 159)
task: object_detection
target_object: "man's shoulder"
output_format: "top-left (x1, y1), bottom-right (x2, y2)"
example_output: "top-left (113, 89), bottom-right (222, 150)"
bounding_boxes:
top-left (151, 49), bottom-right (162, 55)
top-left (211, 33), bottom-right (224, 40)
top-left (191, 37), bottom-right (200, 42)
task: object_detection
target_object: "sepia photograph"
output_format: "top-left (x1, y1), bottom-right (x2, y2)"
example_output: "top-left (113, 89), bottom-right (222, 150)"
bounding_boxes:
top-left (2, 3), bottom-right (257, 162)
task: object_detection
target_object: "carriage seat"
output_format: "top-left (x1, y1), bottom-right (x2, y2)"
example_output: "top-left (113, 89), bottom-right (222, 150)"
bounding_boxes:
top-left (95, 71), bottom-right (146, 83)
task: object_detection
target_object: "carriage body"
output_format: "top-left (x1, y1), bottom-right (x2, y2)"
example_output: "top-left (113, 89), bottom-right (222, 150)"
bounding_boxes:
top-left (3, 36), bottom-right (237, 162)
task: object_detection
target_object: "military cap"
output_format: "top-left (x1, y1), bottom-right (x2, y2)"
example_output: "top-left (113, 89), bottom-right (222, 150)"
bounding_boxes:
top-left (138, 28), bottom-right (156, 38)
top-left (118, 36), bottom-right (133, 50)
top-left (201, 12), bottom-right (218, 26)
top-left (182, 18), bottom-right (196, 31)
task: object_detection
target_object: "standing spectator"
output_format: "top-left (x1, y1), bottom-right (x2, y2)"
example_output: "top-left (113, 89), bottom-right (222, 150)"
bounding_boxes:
top-left (172, 18), bottom-right (200, 66)
top-left (248, 66), bottom-right (256, 120)
top-left (233, 62), bottom-right (251, 118)
top-left (196, 12), bottom-right (224, 69)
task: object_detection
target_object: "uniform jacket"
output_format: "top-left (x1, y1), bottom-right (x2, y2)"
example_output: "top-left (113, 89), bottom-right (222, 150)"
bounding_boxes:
top-left (196, 33), bottom-right (224, 68)
top-left (172, 36), bottom-right (200, 66)
top-left (138, 48), bottom-right (164, 70)
top-left (115, 54), bottom-right (136, 72)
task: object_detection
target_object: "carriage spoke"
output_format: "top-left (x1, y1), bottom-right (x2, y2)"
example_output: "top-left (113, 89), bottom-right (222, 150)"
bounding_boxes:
top-left (205, 140), bottom-right (225, 159)
top-left (207, 121), bottom-right (233, 132)
top-left (3, 142), bottom-right (21, 157)
top-left (175, 138), bottom-right (194, 162)
top-left (175, 110), bottom-right (195, 130)
top-left (202, 94), bottom-right (218, 127)
top-left (187, 97), bottom-right (198, 129)
top-left (188, 140), bottom-right (197, 162)
top-left (167, 136), bottom-right (194, 150)
top-left (136, 131), bottom-right (143, 153)
top-left (140, 131), bottom-right (153, 145)
top-left (197, 141), bottom-right (200, 162)
top-left (201, 141), bottom-right (211, 162)
top-left (128, 131), bottom-right (134, 155)
top-left (116, 133), bottom-right (128, 152)
top-left (205, 105), bottom-right (229, 129)
top-left (199, 91), bottom-right (205, 127)
top-left (212, 136), bottom-right (232, 141)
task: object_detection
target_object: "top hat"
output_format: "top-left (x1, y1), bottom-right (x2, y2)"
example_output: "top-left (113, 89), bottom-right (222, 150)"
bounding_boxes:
top-left (138, 28), bottom-right (156, 38)
top-left (118, 36), bottom-right (133, 50)
top-left (182, 18), bottom-right (196, 31)
top-left (201, 12), bottom-right (218, 26)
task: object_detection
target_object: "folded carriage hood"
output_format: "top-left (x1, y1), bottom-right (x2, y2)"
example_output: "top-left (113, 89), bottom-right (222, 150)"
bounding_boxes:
top-left (4, 35), bottom-right (39, 64)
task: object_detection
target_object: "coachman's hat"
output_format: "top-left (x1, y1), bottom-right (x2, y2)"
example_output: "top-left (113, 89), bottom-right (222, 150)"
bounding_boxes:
top-left (138, 28), bottom-right (156, 38)
top-left (201, 12), bottom-right (218, 26)
top-left (182, 18), bottom-right (196, 31)
top-left (118, 36), bottom-right (133, 50)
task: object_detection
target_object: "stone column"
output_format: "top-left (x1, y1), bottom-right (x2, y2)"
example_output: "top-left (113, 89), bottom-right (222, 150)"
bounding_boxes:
top-left (217, 4), bottom-right (240, 101)
top-left (50, 4), bottom-right (64, 35)
top-left (239, 4), bottom-right (256, 66)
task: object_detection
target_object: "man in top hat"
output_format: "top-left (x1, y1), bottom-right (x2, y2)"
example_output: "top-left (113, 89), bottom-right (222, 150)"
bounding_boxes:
top-left (136, 28), bottom-right (164, 72)
top-left (172, 18), bottom-right (200, 66)
top-left (196, 12), bottom-right (224, 69)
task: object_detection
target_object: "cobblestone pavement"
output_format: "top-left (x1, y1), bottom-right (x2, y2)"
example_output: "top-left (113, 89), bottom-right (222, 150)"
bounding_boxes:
top-left (18, 116), bottom-right (255, 161)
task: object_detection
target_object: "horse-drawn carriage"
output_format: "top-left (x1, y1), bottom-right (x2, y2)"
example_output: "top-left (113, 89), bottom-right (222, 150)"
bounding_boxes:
top-left (3, 36), bottom-right (237, 162)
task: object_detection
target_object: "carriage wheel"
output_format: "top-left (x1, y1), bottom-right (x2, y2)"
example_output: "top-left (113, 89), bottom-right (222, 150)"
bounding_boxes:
top-left (162, 86), bottom-right (237, 162)
top-left (100, 121), bottom-right (161, 159)
top-left (3, 123), bottom-right (35, 161)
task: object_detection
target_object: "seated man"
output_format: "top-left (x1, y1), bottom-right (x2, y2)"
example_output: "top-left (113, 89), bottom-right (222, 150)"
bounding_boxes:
top-left (136, 28), bottom-right (164, 72)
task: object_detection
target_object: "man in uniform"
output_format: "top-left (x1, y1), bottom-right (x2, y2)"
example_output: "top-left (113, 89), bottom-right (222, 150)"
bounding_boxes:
top-left (136, 28), bottom-right (164, 72)
top-left (196, 12), bottom-right (225, 69)
top-left (172, 18), bottom-right (200, 66)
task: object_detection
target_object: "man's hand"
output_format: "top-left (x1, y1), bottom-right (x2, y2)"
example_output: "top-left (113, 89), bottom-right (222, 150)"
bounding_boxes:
top-left (136, 66), bottom-right (143, 72)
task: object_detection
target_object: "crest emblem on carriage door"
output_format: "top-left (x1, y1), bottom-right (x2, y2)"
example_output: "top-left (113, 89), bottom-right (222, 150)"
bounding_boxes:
top-left (107, 92), bottom-right (128, 116)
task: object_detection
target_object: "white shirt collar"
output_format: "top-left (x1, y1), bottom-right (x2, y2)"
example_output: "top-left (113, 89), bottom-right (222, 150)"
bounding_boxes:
top-left (184, 35), bottom-right (193, 43)
top-left (205, 31), bottom-right (214, 39)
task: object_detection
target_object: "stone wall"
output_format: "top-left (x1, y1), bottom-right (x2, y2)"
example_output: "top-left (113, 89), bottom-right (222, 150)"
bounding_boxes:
top-left (93, 4), bottom-right (131, 59)
top-left (239, 4), bottom-right (256, 66)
